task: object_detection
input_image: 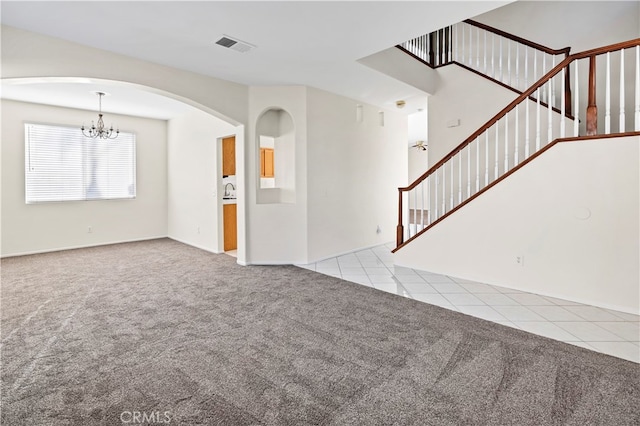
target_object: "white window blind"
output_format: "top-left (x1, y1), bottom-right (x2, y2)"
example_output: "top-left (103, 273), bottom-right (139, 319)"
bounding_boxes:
top-left (25, 123), bottom-right (136, 203)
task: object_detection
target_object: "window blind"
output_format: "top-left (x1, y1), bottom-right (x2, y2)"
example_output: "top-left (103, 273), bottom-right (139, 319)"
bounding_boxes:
top-left (25, 123), bottom-right (136, 203)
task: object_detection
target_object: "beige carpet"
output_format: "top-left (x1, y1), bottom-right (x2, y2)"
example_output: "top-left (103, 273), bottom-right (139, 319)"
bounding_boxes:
top-left (2, 238), bottom-right (639, 425)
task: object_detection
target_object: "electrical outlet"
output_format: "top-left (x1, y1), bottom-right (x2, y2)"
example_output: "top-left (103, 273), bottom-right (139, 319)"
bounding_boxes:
top-left (516, 255), bottom-right (524, 266)
top-left (87, 226), bottom-right (92, 234)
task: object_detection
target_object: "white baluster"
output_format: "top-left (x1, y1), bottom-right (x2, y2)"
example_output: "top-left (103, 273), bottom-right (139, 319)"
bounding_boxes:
top-left (442, 165), bottom-right (446, 214)
top-left (458, 153), bottom-right (462, 204)
top-left (525, 95), bottom-right (531, 157)
top-left (413, 188), bottom-right (418, 235)
top-left (516, 44), bottom-right (520, 90)
top-left (606, 52), bottom-right (611, 134)
top-left (484, 30), bottom-right (487, 73)
top-left (499, 37), bottom-right (503, 82)
top-left (476, 27), bottom-right (480, 70)
top-left (536, 87), bottom-right (541, 151)
top-left (420, 181), bottom-right (424, 231)
top-left (450, 159), bottom-right (454, 210)
top-left (560, 66), bottom-right (566, 138)
top-left (620, 48), bottom-right (626, 132)
top-left (495, 120), bottom-right (500, 180)
top-left (524, 46), bottom-right (529, 89)
top-left (426, 175), bottom-right (431, 226)
top-left (574, 61), bottom-right (580, 137)
top-left (504, 112), bottom-right (509, 172)
top-left (491, 33), bottom-right (496, 79)
top-left (436, 30), bottom-right (440, 66)
top-left (475, 136), bottom-right (480, 193)
top-left (434, 171), bottom-right (439, 220)
top-left (468, 24), bottom-right (473, 67)
top-left (547, 81), bottom-right (553, 143)
top-left (404, 191), bottom-right (410, 240)
top-left (551, 56), bottom-right (556, 108)
top-left (422, 35), bottom-right (426, 60)
top-left (454, 24), bottom-right (458, 63)
top-left (467, 144), bottom-right (471, 198)
top-left (507, 40), bottom-right (512, 86)
top-left (514, 104), bottom-right (519, 165)
top-left (451, 25), bottom-right (455, 62)
top-left (534, 49), bottom-right (538, 83)
top-left (636, 45), bottom-right (640, 131)
top-left (461, 24), bottom-right (465, 66)
top-left (485, 132), bottom-right (489, 186)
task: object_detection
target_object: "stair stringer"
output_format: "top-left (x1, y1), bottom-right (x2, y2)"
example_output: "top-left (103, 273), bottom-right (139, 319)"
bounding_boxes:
top-left (393, 135), bottom-right (640, 315)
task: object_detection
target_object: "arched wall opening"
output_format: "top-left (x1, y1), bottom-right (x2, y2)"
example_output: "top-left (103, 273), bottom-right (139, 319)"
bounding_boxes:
top-left (0, 77), bottom-right (246, 264)
top-left (255, 107), bottom-right (296, 204)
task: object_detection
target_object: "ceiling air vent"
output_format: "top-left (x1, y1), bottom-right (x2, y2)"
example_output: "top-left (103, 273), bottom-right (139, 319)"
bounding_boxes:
top-left (215, 35), bottom-right (255, 53)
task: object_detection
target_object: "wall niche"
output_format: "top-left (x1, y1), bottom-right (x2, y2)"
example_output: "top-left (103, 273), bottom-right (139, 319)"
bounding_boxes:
top-left (256, 108), bottom-right (295, 204)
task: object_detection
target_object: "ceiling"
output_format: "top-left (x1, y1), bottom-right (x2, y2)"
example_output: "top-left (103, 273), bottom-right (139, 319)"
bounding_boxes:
top-left (0, 1), bottom-right (510, 119)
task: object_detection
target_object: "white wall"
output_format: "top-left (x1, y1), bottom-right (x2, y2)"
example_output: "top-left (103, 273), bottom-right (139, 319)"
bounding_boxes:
top-left (1, 99), bottom-right (168, 256)
top-left (247, 86), bottom-right (308, 264)
top-left (408, 109), bottom-right (429, 182)
top-left (475, 1), bottom-right (640, 53)
top-left (428, 64), bottom-right (517, 167)
top-left (394, 135), bottom-right (640, 314)
top-left (306, 87), bottom-right (408, 261)
top-left (1, 25), bottom-right (248, 125)
top-left (167, 109), bottom-right (236, 253)
top-left (357, 47), bottom-right (439, 95)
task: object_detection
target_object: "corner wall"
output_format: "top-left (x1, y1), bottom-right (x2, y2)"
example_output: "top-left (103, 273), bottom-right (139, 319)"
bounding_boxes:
top-left (1, 100), bottom-right (168, 256)
top-left (167, 109), bottom-right (236, 253)
top-left (306, 87), bottom-right (408, 261)
top-left (394, 135), bottom-right (640, 314)
top-left (247, 86), bottom-right (308, 264)
top-left (428, 64), bottom-right (517, 167)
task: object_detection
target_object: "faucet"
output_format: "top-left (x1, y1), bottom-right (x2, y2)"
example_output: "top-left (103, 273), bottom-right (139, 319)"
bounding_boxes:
top-left (224, 183), bottom-right (235, 197)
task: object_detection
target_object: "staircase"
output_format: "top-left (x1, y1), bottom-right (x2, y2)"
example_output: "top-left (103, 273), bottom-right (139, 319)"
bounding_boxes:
top-left (393, 19), bottom-right (640, 252)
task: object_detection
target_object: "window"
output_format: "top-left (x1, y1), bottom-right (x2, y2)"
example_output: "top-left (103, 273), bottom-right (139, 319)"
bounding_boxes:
top-left (25, 123), bottom-right (136, 203)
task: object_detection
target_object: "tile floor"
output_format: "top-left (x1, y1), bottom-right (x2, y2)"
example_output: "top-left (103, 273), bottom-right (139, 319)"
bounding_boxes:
top-left (295, 243), bottom-right (640, 363)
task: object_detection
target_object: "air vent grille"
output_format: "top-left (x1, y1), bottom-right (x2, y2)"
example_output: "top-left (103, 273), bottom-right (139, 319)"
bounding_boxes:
top-left (215, 35), bottom-right (255, 53)
top-left (216, 37), bottom-right (237, 48)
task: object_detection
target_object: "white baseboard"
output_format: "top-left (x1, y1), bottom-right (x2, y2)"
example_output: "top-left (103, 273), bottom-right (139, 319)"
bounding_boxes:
top-left (166, 236), bottom-right (221, 254)
top-left (1, 235), bottom-right (168, 258)
top-left (301, 241), bottom-right (394, 265)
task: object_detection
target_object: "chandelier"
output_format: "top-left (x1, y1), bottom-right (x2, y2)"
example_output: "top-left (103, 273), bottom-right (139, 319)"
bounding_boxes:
top-left (81, 92), bottom-right (119, 139)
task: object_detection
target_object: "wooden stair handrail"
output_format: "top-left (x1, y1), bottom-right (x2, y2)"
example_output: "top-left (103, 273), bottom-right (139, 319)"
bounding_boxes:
top-left (464, 19), bottom-right (571, 57)
top-left (398, 19), bottom-right (571, 70)
top-left (397, 19), bottom-right (574, 114)
top-left (394, 131), bottom-right (640, 252)
top-left (399, 38), bottom-right (640, 193)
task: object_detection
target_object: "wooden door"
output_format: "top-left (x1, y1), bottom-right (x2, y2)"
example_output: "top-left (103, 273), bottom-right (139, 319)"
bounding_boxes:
top-left (223, 203), bottom-right (237, 251)
top-left (222, 136), bottom-right (236, 176)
